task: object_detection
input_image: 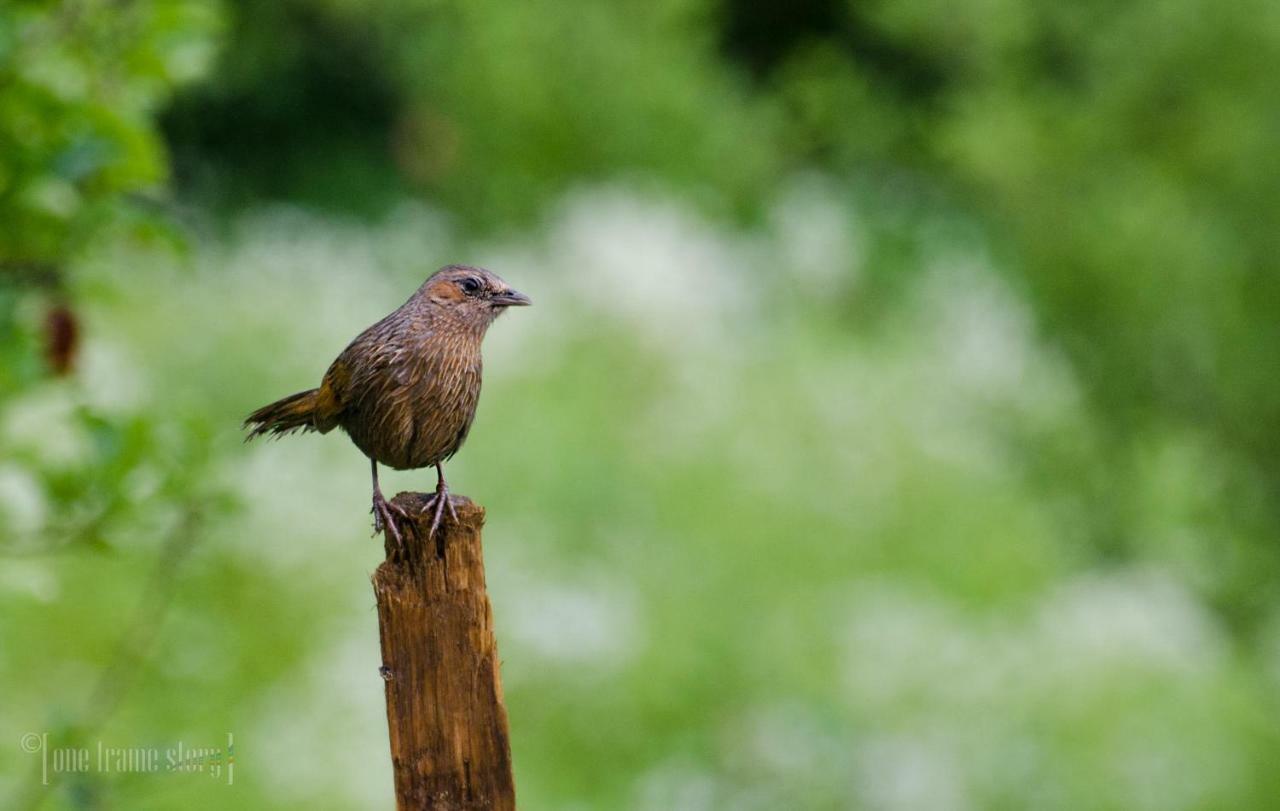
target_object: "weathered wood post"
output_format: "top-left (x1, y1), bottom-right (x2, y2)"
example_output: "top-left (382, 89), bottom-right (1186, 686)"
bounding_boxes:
top-left (372, 492), bottom-right (516, 810)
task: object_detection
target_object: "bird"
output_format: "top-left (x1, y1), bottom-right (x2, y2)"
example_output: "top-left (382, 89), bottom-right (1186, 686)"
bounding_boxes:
top-left (243, 265), bottom-right (530, 544)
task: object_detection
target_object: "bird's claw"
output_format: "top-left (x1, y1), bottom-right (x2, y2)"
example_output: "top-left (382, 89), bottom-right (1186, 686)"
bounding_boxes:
top-left (372, 493), bottom-right (409, 548)
top-left (419, 487), bottom-right (458, 538)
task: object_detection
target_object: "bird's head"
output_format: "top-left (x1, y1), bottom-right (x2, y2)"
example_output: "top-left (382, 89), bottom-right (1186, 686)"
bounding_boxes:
top-left (415, 265), bottom-right (531, 327)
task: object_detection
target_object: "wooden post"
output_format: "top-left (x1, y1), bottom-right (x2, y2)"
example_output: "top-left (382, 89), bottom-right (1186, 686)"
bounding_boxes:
top-left (372, 492), bottom-right (516, 811)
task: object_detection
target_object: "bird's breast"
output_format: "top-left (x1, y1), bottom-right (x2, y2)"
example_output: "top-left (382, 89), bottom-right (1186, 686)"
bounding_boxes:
top-left (344, 344), bottom-right (483, 471)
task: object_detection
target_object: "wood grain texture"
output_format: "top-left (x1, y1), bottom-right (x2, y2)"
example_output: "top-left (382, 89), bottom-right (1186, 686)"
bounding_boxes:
top-left (373, 492), bottom-right (515, 811)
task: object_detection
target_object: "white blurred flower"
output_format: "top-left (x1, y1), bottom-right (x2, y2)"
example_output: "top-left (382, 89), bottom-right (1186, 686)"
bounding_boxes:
top-left (1034, 569), bottom-right (1226, 678)
top-left (922, 258), bottom-right (1035, 393)
top-left (912, 256), bottom-right (1083, 416)
top-left (856, 733), bottom-right (971, 811)
top-left (725, 703), bottom-right (850, 783)
top-left (80, 340), bottom-right (148, 413)
top-left (768, 174), bottom-right (863, 293)
top-left (0, 464), bottom-right (46, 536)
top-left (250, 628), bottom-right (391, 809)
top-left (0, 559), bottom-right (58, 602)
top-left (1, 386), bottom-right (90, 468)
top-left (548, 186), bottom-right (755, 352)
top-left (838, 571), bottom-right (1240, 810)
top-left (500, 574), bottom-right (641, 670)
top-left (228, 442), bottom-right (370, 574)
top-left (634, 758), bottom-right (720, 811)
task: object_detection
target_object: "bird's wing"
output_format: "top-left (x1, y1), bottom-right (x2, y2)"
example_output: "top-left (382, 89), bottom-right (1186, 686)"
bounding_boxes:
top-left (316, 313), bottom-right (428, 431)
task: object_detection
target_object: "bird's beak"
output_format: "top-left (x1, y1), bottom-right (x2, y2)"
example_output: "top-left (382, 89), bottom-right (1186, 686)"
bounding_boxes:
top-left (490, 288), bottom-right (532, 307)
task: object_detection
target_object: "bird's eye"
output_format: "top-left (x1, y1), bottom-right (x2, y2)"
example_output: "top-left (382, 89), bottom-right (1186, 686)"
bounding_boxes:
top-left (460, 277), bottom-right (482, 295)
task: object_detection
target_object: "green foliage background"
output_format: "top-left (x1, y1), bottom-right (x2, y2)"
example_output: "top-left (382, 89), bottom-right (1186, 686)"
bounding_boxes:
top-left (3, 0), bottom-right (1279, 808)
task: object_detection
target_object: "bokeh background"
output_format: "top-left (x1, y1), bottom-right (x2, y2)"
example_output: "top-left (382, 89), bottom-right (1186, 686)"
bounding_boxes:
top-left (3, 1), bottom-right (1280, 808)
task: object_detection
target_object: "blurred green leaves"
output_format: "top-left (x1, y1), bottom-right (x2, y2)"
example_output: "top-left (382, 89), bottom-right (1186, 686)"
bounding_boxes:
top-left (722, 0), bottom-right (1280, 621)
top-left (0, 0), bottom-right (221, 267)
top-left (0, 0), bottom-right (224, 556)
top-left (5, 0), bottom-right (1280, 808)
top-left (163, 0), bottom-right (782, 224)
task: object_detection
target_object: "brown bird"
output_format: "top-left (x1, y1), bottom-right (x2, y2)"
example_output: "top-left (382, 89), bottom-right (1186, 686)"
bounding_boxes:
top-left (243, 265), bottom-right (530, 543)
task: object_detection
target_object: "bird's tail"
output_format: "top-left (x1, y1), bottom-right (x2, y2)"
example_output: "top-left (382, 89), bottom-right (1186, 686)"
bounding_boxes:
top-left (243, 389), bottom-right (320, 441)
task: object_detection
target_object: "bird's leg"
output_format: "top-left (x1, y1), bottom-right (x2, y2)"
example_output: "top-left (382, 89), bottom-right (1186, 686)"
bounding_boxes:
top-left (370, 459), bottom-right (409, 546)
top-left (419, 462), bottom-right (459, 537)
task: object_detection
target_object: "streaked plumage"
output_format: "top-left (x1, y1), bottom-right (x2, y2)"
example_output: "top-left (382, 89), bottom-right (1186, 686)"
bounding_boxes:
top-left (244, 265), bottom-right (530, 541)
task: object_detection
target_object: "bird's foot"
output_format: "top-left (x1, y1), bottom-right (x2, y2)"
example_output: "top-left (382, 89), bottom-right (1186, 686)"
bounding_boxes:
top-left (419, 485), bottom-right (459, 538)
top-left (372, 492), bottom-right (410, 547)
